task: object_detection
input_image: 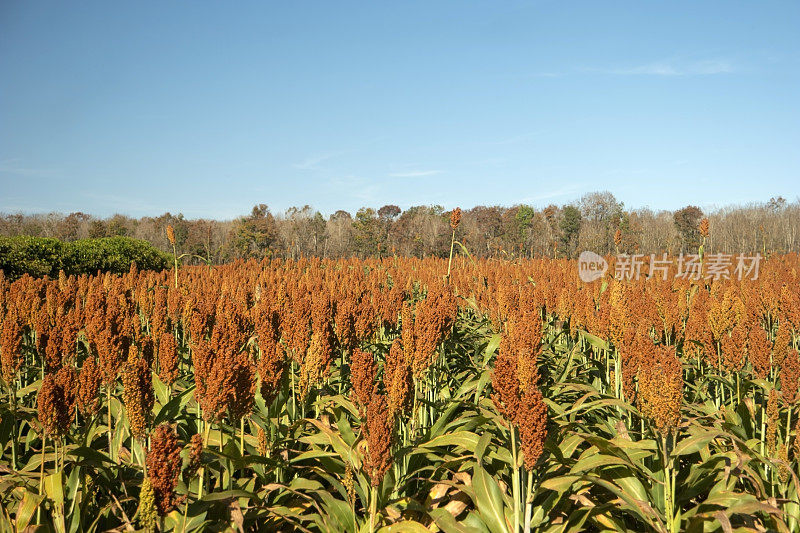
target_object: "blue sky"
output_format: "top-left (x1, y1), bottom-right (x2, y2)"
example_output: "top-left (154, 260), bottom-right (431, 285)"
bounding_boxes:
top-left (1, 1), bottom-right (798, 219)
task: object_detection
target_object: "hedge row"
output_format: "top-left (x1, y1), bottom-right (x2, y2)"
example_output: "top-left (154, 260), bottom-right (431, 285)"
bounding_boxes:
top-left (0, 236), bottom-right (171, 280)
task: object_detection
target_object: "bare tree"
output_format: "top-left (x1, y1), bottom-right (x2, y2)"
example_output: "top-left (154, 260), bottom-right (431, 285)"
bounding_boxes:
top-left (2, 193), bottom-right (799, 261)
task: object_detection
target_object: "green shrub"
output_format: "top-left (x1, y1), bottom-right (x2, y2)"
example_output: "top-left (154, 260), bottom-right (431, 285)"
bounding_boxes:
top-left (0, 236), bottom-right (171, 280)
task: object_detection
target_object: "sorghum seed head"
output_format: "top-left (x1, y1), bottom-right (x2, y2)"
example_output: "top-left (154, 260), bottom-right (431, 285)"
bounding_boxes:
top-left (183, 433), bottom-right (204, 482)
top-left (450, 207), bottom-right (462, 230)
top-left (517, 385), bottom-right (548, 470)
top-left (350, 347), bottom-right (378, 411)
top-left (137, 477), bottom-right (158, 533)
top-left (145, 423), bottom-right (184, 515)
top-left (364, 393), bottom-right (394, 487)
top-left (699, 218), bottom-right (710, 238)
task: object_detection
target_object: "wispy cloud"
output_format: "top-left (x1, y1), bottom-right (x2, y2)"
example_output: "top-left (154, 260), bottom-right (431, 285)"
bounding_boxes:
top-left (0, 158), bottom-right (60, 179)
top-left (329, 175), bottom-right (380, 204)
top-left (537, 58), bottom-right (737, 79)
top-left (293, 151), bottom-right (345, 171)
top-left (0, 201), bottom-right (51, 213)
top-left (472, 157), bottom-right (508, 166)
top-left (519, 183), bottom-right (587, 204)
top-left (80, 191), bottom-right (158, 214)
top-left (587, 59), bottom-right (735, 77)
top-left (481, 131), bottom-right (546, 146)
top-left (388, 170), bottom-right (442, 178)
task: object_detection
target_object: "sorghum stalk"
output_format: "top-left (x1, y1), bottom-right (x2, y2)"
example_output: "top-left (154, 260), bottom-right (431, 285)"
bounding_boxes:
top-left (446, 207), bottom-right (461, 282)
top-left (181, 504), bottom-right (189, 533)
top-left (663, 434), bottom-right (672, 529)
top-left (446, 228), bottom-right (456, 282)
top-left (167, 225), bottom-right (178, 289)
top-left (369, 485), bottom-right (377, 533)
top-left (107, 387), bottom-right (114, 461)
top-left (10, 382), bottom-right (17, 470)
top-left (240, 417), bottom-right (245, 455)
top-left (219, 425), bottom-right (226, 490)
top-left (717, 346), bottom-right (725, 407)
top-left (761, 392), bottom-right (767, 456)
top-left (291, 359), bottom-right (297, 420)
top-left (736, 373), bottom-right (741, 405)
top-left (524, 470), bottom-right (534, 533)
top-left (197, 422), bottom-right (211, 499)
top-left (339, 349), bottom-right (345, 394)
top-left (411, 379), bottom-right (419, 438)
top-left (511, 426), bottom-right (520, 533)
top-left (37, 435), bottom-right (45, 524)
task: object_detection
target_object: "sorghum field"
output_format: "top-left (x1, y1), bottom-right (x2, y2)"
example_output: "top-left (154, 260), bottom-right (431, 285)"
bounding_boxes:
top-left (2, 245), bottom-right (800, 532)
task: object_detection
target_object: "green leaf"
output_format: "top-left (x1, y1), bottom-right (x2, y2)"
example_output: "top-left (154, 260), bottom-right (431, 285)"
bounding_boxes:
top-left (45, 471), bottom-right (67, 533)
top-left (540, 475), bottom-right (580, 493)
top-left (571, 451), bottom-right (630, 473)
top-left (606, 466), bottom-right (649, 504)
top-left (304, 419), bottom-right (356, 461)
top-left (289, 477), bottom-right (324, 491)
top-left (483, 334), bottom-right (502, 363)
top-left (555, 342), bottom-right (581, 384)
top-left (429, 508), bottom-right (477, 533)
top-left (580, 330), bottom-right (609, 351)
top-left (45, 472), bottom-right (65, 505)
top-left (557, 434), bottom-right (584, 459)
top-left (472, 465), bottom-right (510, 533)
top-left (153, 384), bottom-right (195, 426)
top-left (68, 446), bottom-right (113, 466)
top-left (200, 489), bottom-right (257, 502)
top-left (320, 496), bottom-right (357, 532)
top-left (420, 431), bottom-right (480, 452)
top-left (290, 449), bottom-right (340, 463)
top-left (378, 520), bottom-right (432, 533)
top-left (15, 490), bottom-right (43, 531)
top-left (152, 371), bottom-right (168, 405)
top-left (475, 432), bottom-right (492, 465)
top-left (672, 430), bottom-right (717, 457)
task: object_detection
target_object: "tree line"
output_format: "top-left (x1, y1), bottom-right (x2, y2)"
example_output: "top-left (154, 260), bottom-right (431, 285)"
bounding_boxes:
top-left (1, 192), bottom-right (797, 262)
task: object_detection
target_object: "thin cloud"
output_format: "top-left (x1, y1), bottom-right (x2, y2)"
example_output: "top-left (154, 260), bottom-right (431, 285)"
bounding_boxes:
top-left (481, 131), bottom-right (546, 146)
top-left (329, 174), bottom-right (380, 204)
top-left (472, 157), bottom-right (508, 166)
top-left (389, 170), bottom-right (442, 178)
top-left (80, 191), bottom-right (164, 215)
top-left (0, 202), bottom-right (51, 213)
top-left (519, 183), bottom-right (588, 204)
top-left (0, 158), bottom-right (60, 179)
top-left (587, 59), bottom-right (735, 77)
top-left (293, 151), bottom-right (345, 171)
top-left (528, 72), bottom-right (562, 78)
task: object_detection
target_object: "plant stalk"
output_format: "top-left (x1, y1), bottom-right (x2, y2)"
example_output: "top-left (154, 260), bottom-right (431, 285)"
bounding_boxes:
top-left (38, 435), bottom-right (46, 524)
top-left (369, 485), bottom-right (377, 532)
top-left (446, 229), bottom-right (456, 282)
top-left (197, 421), bottom-right (211, 499)
top-left (107, 386), bottom-right (114, 462)
top-left (663, 433), bottom-right (675, 531)
top-left (511, 425), bottom-right (520, 533)
top-left (524, 469), bottom-right (534, 533)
